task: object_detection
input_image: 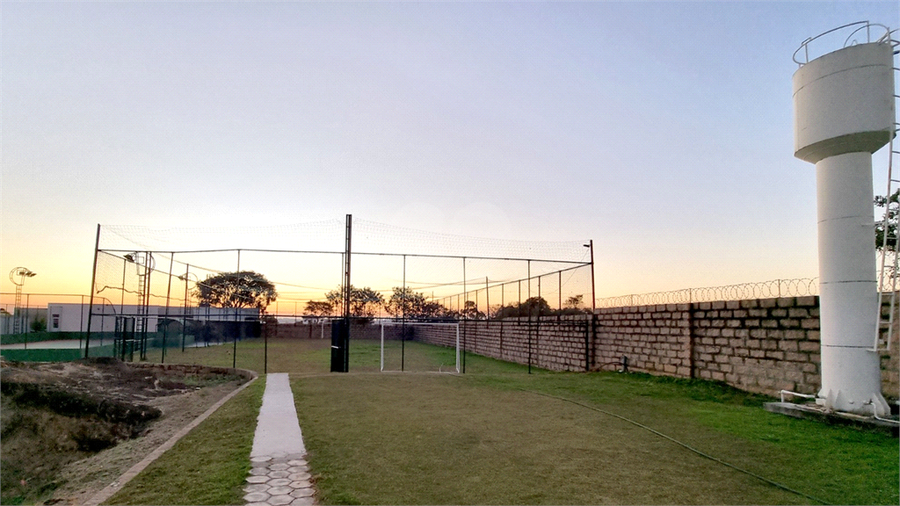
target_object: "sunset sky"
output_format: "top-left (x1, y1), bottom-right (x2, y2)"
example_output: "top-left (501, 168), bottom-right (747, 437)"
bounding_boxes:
top-left (2, 1), bottom-right (898, 306)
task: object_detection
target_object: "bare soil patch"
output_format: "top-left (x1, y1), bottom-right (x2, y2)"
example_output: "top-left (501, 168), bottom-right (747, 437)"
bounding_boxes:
top-left (0, 357), bottom-right (249, 505)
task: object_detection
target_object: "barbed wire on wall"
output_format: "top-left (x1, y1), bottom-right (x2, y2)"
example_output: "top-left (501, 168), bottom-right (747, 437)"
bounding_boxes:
top-left (594, 278), bottom-right (820, 308)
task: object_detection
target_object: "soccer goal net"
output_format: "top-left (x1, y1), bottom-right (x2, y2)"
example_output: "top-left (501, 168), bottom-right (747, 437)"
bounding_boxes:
top-left (379, 321), bottom-right (460, 373)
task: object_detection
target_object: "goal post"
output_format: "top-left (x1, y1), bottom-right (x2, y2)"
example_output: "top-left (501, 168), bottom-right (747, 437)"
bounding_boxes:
top-left (380, 320), bottom-right (460, 373)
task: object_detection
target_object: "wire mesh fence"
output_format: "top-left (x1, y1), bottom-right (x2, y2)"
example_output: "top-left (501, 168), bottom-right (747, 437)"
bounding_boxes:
top-left (83, 218), bottom-right (595, 369)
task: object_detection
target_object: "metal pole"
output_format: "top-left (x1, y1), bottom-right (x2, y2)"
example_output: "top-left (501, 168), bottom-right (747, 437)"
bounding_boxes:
top-left (162, 254), bottom-right (175, 363)
top-left (536, 275), bottom-right (542, 371)
top-left (85, 224), bottom-right (101, 358)
top-left (343, 214), bottom-right (352, 372)
top-left (527, 260), bottom-right (532, 374)
top-left (24, 294), bottom-right (29, 350)
top-left (182, 265), bottom-right (189, 352)
top-left (400, 255), bottom-right (406, 371)
top-left (485, 276), bottom-right (490, 319)
top-left (233, 250), bottom-right (240, 369)
top-left (462, 257), bottom-right (467, 373)
top-left (590, 240), bottom-right (596, 313)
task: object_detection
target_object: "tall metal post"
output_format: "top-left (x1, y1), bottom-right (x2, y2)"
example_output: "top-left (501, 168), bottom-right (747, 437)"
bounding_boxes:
top-left (400, 255), bottom-right (406, 371)
top-left (162, 253), bottom-right (175, 363)
top-left (589, 240), bottom-right (596, 312)
top-left (462, 257), bottom-right (467, 373)
top-left (234, 250), bottom-right (240, 369)
top-left (85, 224), bottom-right (101, 358)
top-left (588, 240), bottom-right (596, 371)
top-left (343, 215), bottom-right (352, 372)
top-left (485, 277), bottom-right (490, 319)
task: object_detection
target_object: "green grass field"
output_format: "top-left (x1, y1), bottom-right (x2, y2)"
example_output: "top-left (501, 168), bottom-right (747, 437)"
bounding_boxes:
top-left (117, 337), bottom-right (898, 505)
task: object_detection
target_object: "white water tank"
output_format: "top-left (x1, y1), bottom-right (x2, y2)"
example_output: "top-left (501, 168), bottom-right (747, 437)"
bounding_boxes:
top-left (792, 28), bottom-right (894, 416)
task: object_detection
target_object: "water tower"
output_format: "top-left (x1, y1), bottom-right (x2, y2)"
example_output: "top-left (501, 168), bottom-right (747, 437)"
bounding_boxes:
top-left (792, 22), bottom-right (895, 416)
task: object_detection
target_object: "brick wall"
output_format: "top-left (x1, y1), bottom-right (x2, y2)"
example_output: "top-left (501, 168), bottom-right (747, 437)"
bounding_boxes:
top-left (418, 296), bottom-right (898, 401)
top-left (270, 299), bottom-right (899, 401)
top-left (414, 317), bottom-right (591, 372)
top-left (689, 297), bottom-right (821, 395)
top-left (594, 304), bottom-right (692, 377)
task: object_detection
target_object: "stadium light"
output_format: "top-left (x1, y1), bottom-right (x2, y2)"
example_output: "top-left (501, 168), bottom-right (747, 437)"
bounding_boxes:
top-left (9, 267), bottom-right (36, 335)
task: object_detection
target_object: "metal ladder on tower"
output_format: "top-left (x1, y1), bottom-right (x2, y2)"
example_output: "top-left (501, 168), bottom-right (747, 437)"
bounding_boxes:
top-left (875, 29), bottom-right (900, 352)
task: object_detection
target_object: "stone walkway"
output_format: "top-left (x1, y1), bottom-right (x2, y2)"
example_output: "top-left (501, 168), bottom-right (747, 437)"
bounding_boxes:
top-left (244, 373), bottom-right (315, 506)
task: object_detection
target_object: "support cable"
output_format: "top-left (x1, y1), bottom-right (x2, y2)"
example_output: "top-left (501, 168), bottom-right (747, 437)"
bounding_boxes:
top-left (519, 388), bottom-right (830, 505)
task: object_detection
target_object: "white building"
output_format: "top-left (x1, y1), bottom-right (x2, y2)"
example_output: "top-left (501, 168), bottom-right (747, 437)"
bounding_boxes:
top-left (48, 303), bottom-right (259, 333)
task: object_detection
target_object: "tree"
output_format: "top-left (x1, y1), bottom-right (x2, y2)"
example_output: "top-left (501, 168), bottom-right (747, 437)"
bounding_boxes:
top-left (195, 271), bottom-right (277, 311)
top-left (325, 285), bottom-right (385, 318)
top-left (493, 296), bottom-right (552, 319)
top-left (875, 189), bottom-right (898, 252)
top-left (305, 301), bottom-right (333, 317)
top-left (564, 294), bottom-right (584, 309)
top-left (384, 287), bottom-right (454, 319)
top-left (384, 287), bottom-right (427, 317)
top-left (31, 318), bottom-right (47, 332)
top-left (460, 300), bottom-right (485, 320)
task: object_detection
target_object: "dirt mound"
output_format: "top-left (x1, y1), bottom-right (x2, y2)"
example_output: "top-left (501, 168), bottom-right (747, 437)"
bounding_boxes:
top-left (0, 358), bottom-right (247, 505)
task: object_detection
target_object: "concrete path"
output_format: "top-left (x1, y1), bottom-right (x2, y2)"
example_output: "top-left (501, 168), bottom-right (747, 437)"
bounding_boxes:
top-left (245, 373), bottom-right (315, 506)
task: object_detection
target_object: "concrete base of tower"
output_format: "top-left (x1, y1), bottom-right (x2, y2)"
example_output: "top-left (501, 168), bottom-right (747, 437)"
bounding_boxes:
top-left (819, 346), bottom-right (890, 416)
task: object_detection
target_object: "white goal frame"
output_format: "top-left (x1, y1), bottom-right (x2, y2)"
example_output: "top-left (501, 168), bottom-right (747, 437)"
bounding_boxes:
top-left (380, 321), bottom-right (460, 373)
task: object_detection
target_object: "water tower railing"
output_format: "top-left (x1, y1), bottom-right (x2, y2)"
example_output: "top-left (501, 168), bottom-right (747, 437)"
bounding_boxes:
top-left (793, 20), bottom-right (892, 66)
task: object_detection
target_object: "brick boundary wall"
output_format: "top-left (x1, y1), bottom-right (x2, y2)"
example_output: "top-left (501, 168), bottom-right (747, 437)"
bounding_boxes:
top-left (595, 296), bottom-right (897, 400)
top-left (271, 298), bottom-right (899, 401)
top-left (413, 316), bottom-right (592, 372)
top-left (413, 296), bottom-right (898, 401)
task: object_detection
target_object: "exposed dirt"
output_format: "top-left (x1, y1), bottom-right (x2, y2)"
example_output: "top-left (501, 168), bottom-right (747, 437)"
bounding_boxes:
top-left (0, 357), bottom-right (249, 505)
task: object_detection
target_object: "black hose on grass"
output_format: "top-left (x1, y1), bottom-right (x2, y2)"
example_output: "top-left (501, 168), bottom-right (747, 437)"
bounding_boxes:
top-left (520, 388), bottom-right (830, 505)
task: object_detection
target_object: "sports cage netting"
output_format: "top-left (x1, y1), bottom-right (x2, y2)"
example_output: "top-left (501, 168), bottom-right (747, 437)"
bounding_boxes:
top-left (85, 217), bottom-right (594, 371)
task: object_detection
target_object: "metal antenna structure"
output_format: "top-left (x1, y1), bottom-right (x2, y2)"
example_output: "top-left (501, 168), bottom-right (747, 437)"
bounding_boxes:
top-left (9, 267), bottom-right (36, 334)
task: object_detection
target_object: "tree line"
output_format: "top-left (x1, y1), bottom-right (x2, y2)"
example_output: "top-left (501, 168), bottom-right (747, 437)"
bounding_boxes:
top-left (193, 272), bottom-right (589, 321)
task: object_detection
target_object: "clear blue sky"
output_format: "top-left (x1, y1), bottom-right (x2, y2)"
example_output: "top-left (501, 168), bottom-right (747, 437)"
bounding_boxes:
top-left (2, 1), bottom-right (898, 299)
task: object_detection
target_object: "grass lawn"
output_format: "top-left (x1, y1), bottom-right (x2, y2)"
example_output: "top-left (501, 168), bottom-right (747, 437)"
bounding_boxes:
top-left (122, 337), bottom-right (897, 505)
top-left (103, 378), bottom-right (265, 505)
top-left (293, 372), bottom-right (898, 505)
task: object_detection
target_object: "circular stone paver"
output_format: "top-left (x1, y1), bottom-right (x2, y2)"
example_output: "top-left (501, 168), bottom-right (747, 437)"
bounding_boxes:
top-left (246, 475), bottom-right (270, 484)
top-left (269, 494), bottom-right (294, 506)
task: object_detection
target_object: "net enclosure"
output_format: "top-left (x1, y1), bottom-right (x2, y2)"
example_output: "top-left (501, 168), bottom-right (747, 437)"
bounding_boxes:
top-left (85, 216), bottom-right (595, 366)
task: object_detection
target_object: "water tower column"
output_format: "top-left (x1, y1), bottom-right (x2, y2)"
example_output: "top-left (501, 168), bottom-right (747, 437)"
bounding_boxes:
top-left (793, 37), bottom-right (894, 416)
